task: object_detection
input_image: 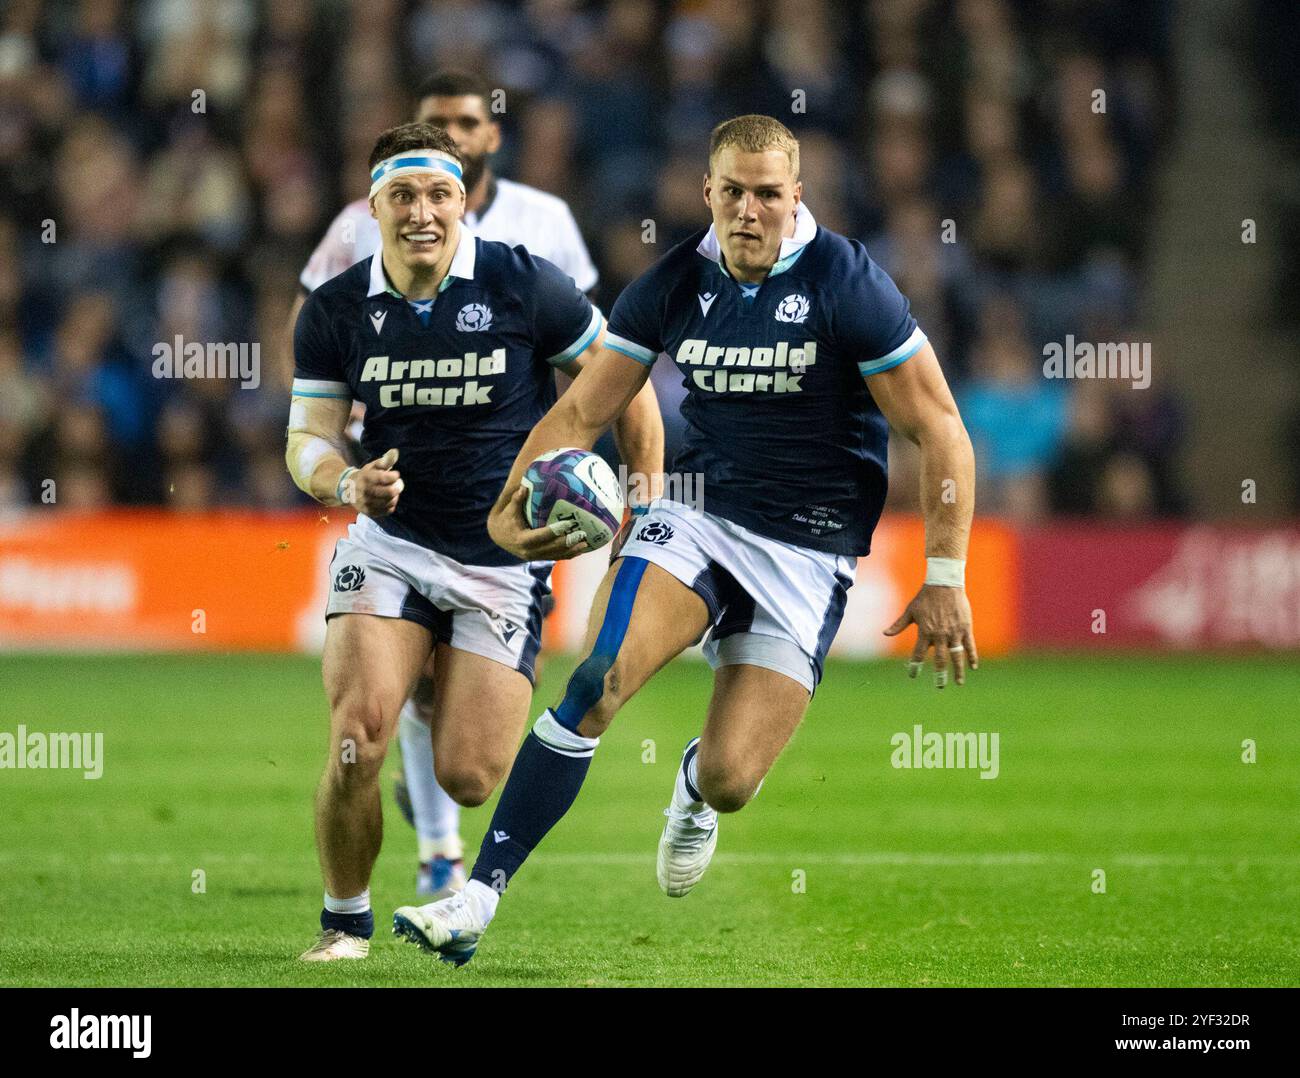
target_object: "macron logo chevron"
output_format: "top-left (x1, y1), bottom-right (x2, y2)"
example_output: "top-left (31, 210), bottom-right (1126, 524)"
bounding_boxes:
top-left (492, 830), bottom-right (510, 843)
top-left (369, 309), bottom-right (387, 335)
top-left (698, 292), bottom-right (717, 318)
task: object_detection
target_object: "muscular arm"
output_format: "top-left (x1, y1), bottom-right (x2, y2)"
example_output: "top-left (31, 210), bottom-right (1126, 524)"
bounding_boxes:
top-left (866, 342), bottom-right (974, 560)
top-left (285, 393), bottom-right (353, 505)
top-left (561, 338), bottom-right (664, 506)
top-left (285, 393), bottom-right (402, 515)
top-left (488, 344), bottom-right (653, 560)
top-left (865, 342), bottom-right (979, 685)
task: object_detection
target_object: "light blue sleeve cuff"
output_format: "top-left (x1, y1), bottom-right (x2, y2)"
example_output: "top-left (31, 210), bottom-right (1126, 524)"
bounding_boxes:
top-left (544, 307), bottom-right (603, 367)
top-left (858, 327), bottom-right (927, 377)
top-left (292, 377), bottom-right (351, 398)
top-left (605, 331), bottom-right (657, 367)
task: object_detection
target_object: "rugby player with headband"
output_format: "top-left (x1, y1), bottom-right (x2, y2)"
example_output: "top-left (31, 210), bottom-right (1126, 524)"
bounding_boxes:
top-left (286, 122), bottom-right (663, 963)
top-left (286, 72), bottom-right (613, 911)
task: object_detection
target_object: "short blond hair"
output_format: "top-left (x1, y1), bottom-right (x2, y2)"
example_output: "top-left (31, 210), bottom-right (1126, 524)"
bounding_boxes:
top-left (708, 114), bottom-right (800, 179)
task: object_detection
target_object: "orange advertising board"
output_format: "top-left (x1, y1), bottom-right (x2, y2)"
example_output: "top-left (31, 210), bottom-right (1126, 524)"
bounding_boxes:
top-left (0, 510), bottom-right (349, 652)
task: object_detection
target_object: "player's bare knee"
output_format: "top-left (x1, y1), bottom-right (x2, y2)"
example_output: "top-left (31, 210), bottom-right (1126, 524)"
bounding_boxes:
top-left (333, 696), bottom-right (387, 742)
top-left (434, 760), bottom-right (494, 807)
top-left (329, 698), bottom-right (390, 780)
top-left (557, 647), bottom-right (628, 737)
top-left (579, 663), bottom-right (629, 735)
top-left (697, 765), bottom-right (757, 814)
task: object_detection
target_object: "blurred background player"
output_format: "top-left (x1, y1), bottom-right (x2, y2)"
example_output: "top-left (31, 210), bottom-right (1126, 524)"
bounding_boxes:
top-left (287, 69), bottom-right (600, 902)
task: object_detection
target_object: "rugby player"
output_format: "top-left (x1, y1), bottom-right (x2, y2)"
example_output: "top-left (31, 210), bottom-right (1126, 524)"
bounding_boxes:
top-left (392, 115), bottom-right (977, 966)
top-left (289, 70), bottom-right (602, 903)
top-left (288, 122), bottom-right (662, 961)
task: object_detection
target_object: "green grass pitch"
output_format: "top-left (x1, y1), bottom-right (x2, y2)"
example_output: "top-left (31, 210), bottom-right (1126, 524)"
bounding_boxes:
top-left (0, 651), bottom-right (1296, 986)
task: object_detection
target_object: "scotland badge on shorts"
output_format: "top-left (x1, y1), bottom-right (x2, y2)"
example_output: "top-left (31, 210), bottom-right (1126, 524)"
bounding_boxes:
top-left (636, 520), bottom-right (674, 546)
top-left (333, 564), bottom-right (366, 592)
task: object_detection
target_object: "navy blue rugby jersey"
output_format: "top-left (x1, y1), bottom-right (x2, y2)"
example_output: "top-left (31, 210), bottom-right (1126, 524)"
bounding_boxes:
top-left (293, 234), bottom-right (601, 566)
top-left (605, 205), bottom-right (926, 556)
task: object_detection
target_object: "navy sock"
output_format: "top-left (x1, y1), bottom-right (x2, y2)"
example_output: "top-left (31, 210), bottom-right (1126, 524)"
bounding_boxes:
top-left (469, 731), bottom-right (593, 893)
top-left (320, 907), bottom-right (374, 939)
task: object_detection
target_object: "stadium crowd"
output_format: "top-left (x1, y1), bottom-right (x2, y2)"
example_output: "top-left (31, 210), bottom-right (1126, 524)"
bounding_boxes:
top-left (0, 0), bottom-right (1193, 520)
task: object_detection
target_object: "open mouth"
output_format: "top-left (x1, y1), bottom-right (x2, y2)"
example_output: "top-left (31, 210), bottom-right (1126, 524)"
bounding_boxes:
top-left (402, 233), bottom-right (441, 249)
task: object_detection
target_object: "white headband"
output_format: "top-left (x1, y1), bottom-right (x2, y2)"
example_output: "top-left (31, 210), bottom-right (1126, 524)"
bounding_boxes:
top-left (369, 150), bottom-right (465, 198)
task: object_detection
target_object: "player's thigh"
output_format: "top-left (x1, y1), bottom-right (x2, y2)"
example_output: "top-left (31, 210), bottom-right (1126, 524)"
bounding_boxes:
top-left (427, 642), bottom-right (533, 806)
top-left (568, 557), bottom-right (711, 733)
top-left (321, 613), bottom-right (433, 752)
top-left (697, 663), bottom-right (810, 812)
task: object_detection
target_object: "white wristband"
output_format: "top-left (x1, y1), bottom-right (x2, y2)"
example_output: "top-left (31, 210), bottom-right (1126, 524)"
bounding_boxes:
top-left (336, 466), bottom-right (358, 506)
top-left (925, 557), bottom-right (965, 588)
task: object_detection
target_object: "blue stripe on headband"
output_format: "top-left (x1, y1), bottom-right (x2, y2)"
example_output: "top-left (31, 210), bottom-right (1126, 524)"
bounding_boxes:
top-left (369, 154), bottom-right (464, 184)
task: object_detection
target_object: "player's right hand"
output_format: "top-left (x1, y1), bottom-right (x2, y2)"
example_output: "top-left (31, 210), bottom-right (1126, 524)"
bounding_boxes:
top-left (488, 484), bottom-right (590, 561)
top-left (342, 448), bottom-right (403, 517)
top-left (884, 584), bottom-right (979, 688)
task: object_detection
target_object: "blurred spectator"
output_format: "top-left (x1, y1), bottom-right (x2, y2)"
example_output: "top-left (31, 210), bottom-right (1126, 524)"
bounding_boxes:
top-left (6, 0), bottom-right (1194, 519)
top-left (958, 298), bottom-right (1069, 518)
top-left (1097, 452), bottom-right (1158, 521)
top-left (1047, 382), bottom-right (1115, 516)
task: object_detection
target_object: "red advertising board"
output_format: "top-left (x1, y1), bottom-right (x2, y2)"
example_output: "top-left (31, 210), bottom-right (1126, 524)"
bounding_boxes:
top-left (1019, 524), bottom-right (1300, 649)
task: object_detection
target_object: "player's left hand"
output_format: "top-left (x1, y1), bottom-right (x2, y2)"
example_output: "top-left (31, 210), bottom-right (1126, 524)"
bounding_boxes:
top-left (488, 484), bottom-right (591, 561)
top-left (884, 585), bottom-right (979, 688)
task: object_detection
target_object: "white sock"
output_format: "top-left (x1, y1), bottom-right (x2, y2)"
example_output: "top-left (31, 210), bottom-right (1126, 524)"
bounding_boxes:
top-left (464, 878), bottom-right (499, 923)
top-left (673, 747), bottom-right (705, 814)
top-left (324, 889), bottom-right (370, 914)
top-left (399, 702), bottom-right (461, 855)
top-left (533, 708), bottom-right (600, 757)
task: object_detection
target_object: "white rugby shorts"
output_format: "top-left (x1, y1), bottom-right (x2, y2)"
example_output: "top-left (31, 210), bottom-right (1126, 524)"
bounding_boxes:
top-left (617, 499), bottom-right (856, 694)
top-left (326, 514), bottom-right (552, 682)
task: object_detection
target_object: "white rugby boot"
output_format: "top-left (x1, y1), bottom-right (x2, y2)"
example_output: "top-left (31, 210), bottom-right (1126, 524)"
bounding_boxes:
top-left (657, 738), bottom-right (719, 897)
top-left (393, 886), bottom-right (491, 967)
top-left (298, 929), bottom-right (370, 961)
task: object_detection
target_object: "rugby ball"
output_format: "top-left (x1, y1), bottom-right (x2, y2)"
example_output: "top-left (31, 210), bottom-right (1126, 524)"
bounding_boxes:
top-left (521, 448), bottom-right (625, 551)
